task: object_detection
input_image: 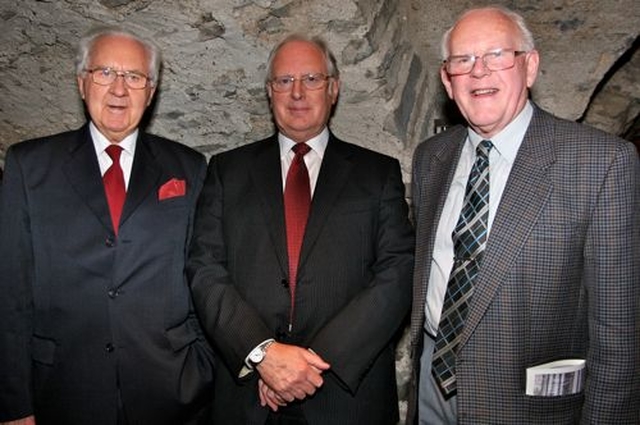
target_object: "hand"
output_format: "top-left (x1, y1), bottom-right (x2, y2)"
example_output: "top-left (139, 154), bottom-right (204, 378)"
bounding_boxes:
top-left (1, 416), bottom-right (36, 425)
top-left (258, 378), bottom-right (287, 411)
top-left (256, 342), bottom-right (330, 402)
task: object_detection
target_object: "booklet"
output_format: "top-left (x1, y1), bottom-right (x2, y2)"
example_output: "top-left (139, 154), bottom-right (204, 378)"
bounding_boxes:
top-left (525, 359), bottom-right (586, 397)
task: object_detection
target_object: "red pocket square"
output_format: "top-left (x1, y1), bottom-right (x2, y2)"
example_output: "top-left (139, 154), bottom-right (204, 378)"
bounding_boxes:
top-left (158, 178), bottom-right (186, 200)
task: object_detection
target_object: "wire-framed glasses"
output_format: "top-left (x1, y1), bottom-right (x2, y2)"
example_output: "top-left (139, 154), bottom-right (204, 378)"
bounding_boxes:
top-left (269, 73), bottom-right (332, 92)
top-left (444, 49), bottom-right (528, 76)
top-left (84, 67), bottom-right (152, 89)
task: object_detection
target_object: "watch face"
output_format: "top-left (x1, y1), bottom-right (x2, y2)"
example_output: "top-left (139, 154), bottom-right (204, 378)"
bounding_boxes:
top-left (250, 350), bottom-right (264, 364)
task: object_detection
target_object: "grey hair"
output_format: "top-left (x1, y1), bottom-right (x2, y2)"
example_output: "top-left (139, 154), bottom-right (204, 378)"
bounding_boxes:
top-left (265, 33), bottom-right (340, 84)
top-left (440, 6), bottom-right (536, 60)
top-left (75, 26), bottom-right (161, 86)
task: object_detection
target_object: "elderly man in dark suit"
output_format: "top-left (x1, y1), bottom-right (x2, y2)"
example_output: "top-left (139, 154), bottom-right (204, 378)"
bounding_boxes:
top-left (0, 27), bottom-right (214, 425)
top-left (407, 5), bottom-right (640, 425)
top-left (187, 34), bottom-right (414, 425)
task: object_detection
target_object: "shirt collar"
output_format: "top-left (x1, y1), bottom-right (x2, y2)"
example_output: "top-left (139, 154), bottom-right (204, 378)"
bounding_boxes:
top-left (278, 127), bottom-right (329, 159)
top-left (90, 121), bottom-right (138, 157)
top-left (467, 100), bottom-right (533, 164)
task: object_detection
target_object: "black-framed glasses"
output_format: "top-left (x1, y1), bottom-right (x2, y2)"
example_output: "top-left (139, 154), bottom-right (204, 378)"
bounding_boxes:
top-left (269, 73), bottom-right (332, 92)
top-left (444, 49), bottom-right (528, 76)
top-left (84, 67), bottom-right (152, 89)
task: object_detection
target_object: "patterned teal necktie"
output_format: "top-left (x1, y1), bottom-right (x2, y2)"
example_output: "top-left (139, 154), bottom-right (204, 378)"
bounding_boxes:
top-left (432, 139), bottom-right (493, 397)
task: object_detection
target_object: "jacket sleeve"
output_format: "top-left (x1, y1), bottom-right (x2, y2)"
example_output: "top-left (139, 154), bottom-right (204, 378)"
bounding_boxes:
top-left (581, 141), bottom-right (640, 424)
top-left (0, 146), bottom-right (36, 421)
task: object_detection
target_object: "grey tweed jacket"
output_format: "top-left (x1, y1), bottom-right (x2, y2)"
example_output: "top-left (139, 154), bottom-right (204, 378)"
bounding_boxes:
top-left (407, 106), bottom-right (640, 424)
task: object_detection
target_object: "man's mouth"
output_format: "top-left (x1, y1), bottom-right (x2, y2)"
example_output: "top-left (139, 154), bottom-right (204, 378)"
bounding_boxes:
top-left (471, 88), bottom-right (498, 96)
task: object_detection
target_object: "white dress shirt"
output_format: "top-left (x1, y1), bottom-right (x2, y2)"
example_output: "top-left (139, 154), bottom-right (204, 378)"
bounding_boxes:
top-left (424, 102), bottom-right (534, 336)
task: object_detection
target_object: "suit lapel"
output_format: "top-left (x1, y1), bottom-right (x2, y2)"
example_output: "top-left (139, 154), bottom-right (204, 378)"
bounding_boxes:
top-left (120, 134), bottom-right (162, 229)
top-left (249, 137), bottom-right (289, 275)
top-left (459, 108), bottom-right (556, 350)
top-left (62, 126), bottom-right (113, 232)
top-left (298, 135), bottom-right (353, 271)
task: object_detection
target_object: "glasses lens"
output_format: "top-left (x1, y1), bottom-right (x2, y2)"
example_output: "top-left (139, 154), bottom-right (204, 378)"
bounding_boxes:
top-left (485, 50), bottom-right (514, 71)
top-left (124, 73), bottom-right (148, 89)
top-left (91, 68), bottom-right (114, 85)
top-left (270, 76), bottom-right (291, 92)
top-left (302, 74), bottom-right (328, 90)
top-left (446, 57), bottom-right (473, 75)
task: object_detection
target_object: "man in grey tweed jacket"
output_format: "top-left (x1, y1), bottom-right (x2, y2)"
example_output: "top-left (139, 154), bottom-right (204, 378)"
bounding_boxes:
top-left (407, 6), bottom-right (639, 424)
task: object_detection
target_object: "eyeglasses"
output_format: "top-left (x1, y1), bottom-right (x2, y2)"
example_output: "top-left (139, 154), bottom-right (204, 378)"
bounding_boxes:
top-left (444, 49), bottom-right (528, 76)
top-left (269, 73), bottom-right (332, 92)
top-left (84, 67), bottom-right (152, 89)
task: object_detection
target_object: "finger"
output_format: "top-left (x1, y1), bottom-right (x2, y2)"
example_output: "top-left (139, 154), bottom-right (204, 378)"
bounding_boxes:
top-left (258, 381), bottom-right (268, 407)
top-left (259, 381), bottom-right (281, 411)
top-left (305, 348), bottom-right (331, 371)
top-left (305, 368), bottom-right (325, 388)
top-left (268, 388), bottom-right (287, 407)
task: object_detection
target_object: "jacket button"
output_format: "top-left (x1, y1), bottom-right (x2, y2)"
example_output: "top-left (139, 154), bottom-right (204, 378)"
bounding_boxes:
top-left (105, 343), bottom-right (115, 353)
top-left (108, 289), bottom-right (119, 298)
top-left (105, 236), bottom-right (115, 247)
top-left (280, 279), bottom-right (289, 288)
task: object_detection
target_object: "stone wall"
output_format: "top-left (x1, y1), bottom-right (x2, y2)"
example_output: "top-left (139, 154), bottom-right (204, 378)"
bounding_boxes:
top-left (1, 1), bottom-right (639, 423)
top-left (2, 0), bottom-right (638, 169)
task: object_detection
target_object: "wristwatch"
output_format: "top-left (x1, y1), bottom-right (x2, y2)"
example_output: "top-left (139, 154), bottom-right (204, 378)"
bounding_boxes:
top-left (248, 339), bottom-right (275, 366)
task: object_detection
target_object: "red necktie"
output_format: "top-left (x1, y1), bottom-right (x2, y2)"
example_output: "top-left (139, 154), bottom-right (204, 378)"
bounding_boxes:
top-left (103, 145), bottom-right (126, 235)
top-left (284, 143), bottom-right (311, 326)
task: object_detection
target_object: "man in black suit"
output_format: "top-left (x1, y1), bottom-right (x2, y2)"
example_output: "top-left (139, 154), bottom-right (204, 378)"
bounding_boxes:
top-left (187, 34), bottom-right (414, 424)
top-left (0, 27), bottom-right (214, 425)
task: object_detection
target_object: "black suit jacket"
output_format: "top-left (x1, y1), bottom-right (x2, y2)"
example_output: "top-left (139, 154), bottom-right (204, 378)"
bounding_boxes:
top-left (0, 126), bottom-right (215, 424)
top-left (188, 133), bottom-right (414, 425)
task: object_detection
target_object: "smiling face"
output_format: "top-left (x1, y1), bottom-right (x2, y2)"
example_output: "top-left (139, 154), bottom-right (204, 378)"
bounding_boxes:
top-left (267, 40), bottom-right (339, 143)
top-left (77, 34), bottom-right (156, 143)
top-left (441, 9), bottom-right (539, 138)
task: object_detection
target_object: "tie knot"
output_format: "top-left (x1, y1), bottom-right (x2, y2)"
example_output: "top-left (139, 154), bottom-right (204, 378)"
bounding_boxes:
top-left (477, 139), bottom-right (493, 157)
top-left (105, 144), bottom-right (123, 162)
top-left (292, 143), bottom-right (311, 157)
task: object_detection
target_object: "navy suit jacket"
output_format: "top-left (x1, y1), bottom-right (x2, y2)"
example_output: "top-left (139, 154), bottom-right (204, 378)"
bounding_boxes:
top-left (407, 106), bottom-right (640, 424)
top-left (0, 125), bottom-right (215, 424)
top-left (188, 133), bottom-right (414, 425)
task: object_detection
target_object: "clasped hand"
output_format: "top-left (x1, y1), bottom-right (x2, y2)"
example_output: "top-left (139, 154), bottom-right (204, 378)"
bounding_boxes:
top-left (1, 416), bottom-right (36, 425)
top-left (255, 342), bottom-right (330, 411)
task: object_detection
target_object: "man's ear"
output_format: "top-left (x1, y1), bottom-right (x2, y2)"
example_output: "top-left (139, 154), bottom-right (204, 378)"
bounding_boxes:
top-left (440, 66), bottom-right (454, 99)
top-left (77, 76), bottom-right (86, 100)
top-left (525, 49), bottom-right (540, 88)
top-left (329, 78), bottom-right (340, 105)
